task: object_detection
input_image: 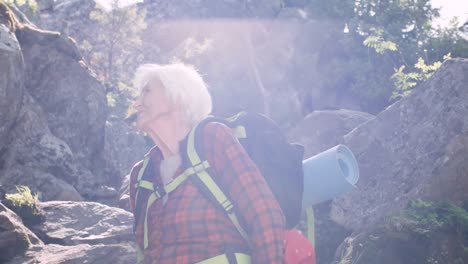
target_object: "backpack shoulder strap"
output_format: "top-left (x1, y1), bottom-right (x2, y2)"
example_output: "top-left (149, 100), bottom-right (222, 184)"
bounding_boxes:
top-left (185, 118), bottom-right (251, 244)
top-left (133, 156), bottom-right (152, 232)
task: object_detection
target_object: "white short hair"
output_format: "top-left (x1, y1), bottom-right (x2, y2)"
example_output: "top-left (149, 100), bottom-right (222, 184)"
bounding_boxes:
top-left (133, 63), bottom-right (212, 125)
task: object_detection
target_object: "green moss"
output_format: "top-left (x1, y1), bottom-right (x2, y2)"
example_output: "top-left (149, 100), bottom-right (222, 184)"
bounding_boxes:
top-left (403, 199), bottom-right (468, 237)
top-left (5, 186), bottom-right (39, 208)
top-left (334, 200), bottom-right (468, 264)
top-left (4, 186), bottom-right (44, 227)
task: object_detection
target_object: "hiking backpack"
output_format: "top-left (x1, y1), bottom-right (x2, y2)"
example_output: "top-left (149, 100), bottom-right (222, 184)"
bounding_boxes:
top-left (133, 111), bottom-right (310, 262)
top-left (189, 111), bottom-right (305, 228)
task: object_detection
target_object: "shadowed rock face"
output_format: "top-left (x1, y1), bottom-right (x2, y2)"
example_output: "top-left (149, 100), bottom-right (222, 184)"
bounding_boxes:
top-left (17, 26), bottom-right (107, 184)
top-left (0, 18), bottom-right (24, 153)
top-left (332, 59), bottom-right (468, 231)
top-left (0, 8), bottom-right (139, 256)
top-left (33, 0), bottom-right (149, 196)
top-left (0, 203), bottom-right (43, 263)
top-left (0, 4), bottom-right (113, 202)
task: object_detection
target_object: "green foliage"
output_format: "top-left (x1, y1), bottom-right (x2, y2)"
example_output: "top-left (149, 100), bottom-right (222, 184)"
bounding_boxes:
top-left (4, 186), bottom-right (44, 227)
top-left (4, 0), bottom-right (37, 18)
top-left (107, 92), bottom-right (117, 108)
top-left (306, 0), bottom-right (355, 21)
top-left (390, 65), bottom-right (418, 97)
top-left (83, 0), bottom-right (146, 88)
top-left (391, 53), bottom-right (451, 99)
top-left (107, 81), bottom-right (138, 121)
top-left (4, 0), bottom-right (36, 11)
top-left (5, 185), bottom-right (39, 208)
top-left (403, 199), bottom-right (468, 237)
top-left (288, 0), bottom-right (444, 114)
top-left (426, 18), bottom-right (468, 61)
top-left (363, 28), bottom-right (398, 54)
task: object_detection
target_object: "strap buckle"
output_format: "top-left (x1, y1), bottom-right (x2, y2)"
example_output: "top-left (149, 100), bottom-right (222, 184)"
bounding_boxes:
top-left (152, 184), bottom-right (166, 199)
top-left (193, 160), bottom-right (210, 174)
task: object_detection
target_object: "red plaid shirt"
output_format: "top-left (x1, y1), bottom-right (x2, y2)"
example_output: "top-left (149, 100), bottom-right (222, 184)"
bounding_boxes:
top-left (130, 122), bottom-right (285, 264)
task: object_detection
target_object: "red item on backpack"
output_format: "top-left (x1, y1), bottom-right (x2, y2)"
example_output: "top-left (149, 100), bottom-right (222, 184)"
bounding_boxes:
top-left (284, 229), bottom-right (316, 264)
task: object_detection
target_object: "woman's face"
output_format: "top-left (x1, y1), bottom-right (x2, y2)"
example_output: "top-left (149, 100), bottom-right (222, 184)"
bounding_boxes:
top-left (133, 78), bottom-right (176, 130)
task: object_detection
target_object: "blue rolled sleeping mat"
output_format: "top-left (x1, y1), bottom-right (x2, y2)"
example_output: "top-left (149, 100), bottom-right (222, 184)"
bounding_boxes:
top-left (302, 144), bottom-right (359, 208)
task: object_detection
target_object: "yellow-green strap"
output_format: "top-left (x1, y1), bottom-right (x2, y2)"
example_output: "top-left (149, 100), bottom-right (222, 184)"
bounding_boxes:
top-left (306, 206), bottom-right (315, 246)
top-left (165, 161), bottom-right (210, 193)
top-left (227, 211), bottom-right (250, 242)
top-left (195, 253), bottom-right (251, 264)
top-left (136, 161), bottom-right (210, 193)
top-left (136, 245), bottom-right (145, 263)
top-left (137, 180), bottom-right (154, 191)
top-left (143, 193), bottom-right (158, 249)
top-left (139, 160), bottom-right (211, 250)
top-left (187, 127), bottom-right (230, 207)
top-left (134, 157), bottom-right (150, 208)
top-left (225, 111), bottom-right (246, 122)
top-left (137, 157), bottom-right (150, 181)
top-left (186, 124), bottom-right (250, 243)
top-left (232, 126), bottom-right (247, 139)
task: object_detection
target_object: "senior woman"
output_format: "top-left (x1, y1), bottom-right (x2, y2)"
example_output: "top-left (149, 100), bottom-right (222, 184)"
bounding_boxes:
top-left (128, 63), bottom-right (285, 264)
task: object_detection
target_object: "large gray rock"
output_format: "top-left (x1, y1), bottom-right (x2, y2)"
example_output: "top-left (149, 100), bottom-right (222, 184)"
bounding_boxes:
top-left (287, 109), bottom-right (372, 264)
top-left (0, 4), bottom-right (116, 202)
top-left (0, 5), bottom-right (81, 201)
top-left (17, 25), bottom-right (107, 178)
top-left (0, 203), bottom-right (43, 263)
top-left (7, 201), bottom-right (136, 264)
top-left (3, 92), bottom-right (83, 201)
top-left (33, 1), bottom-right (149, 197)
top-left (32, 201), bottom-right (133, 245)
top-left (0, 13), bottom-right (24, 156)
top-left (104, 119), bottom-right (147, 187)
top-left (332, 201), bottom-right (468, 264)
top-left (9, 243), bottom-right (135, 264)
top-left (332, 59), bottom-right (468, 231)
top-left (288, 109), bottom-right (374, 157)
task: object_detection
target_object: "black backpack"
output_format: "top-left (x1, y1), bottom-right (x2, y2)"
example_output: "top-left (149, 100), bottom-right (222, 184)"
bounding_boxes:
top-left (133, 111), bottom-right (305, 249)
top-left (189, 112), bottom-right (305, 229)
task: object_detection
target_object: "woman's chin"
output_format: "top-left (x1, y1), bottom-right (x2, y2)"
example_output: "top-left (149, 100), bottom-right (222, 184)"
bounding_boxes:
top-left (135, 119), bottom-right (147, 131)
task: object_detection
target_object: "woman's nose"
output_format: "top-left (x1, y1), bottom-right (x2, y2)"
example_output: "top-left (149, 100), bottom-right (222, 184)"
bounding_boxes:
top-left (132, 97), bottom-right (142, 111)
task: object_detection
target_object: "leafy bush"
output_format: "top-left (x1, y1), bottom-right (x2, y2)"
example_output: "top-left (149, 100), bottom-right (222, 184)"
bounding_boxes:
top-left (391, 53), bottom-right (451, 99)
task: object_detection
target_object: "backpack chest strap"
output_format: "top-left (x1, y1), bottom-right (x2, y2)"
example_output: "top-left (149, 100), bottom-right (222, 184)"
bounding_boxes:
top-left (135, 160), bottom-right (210, 195)
top-left (136, 160), bottom-right (210, 250)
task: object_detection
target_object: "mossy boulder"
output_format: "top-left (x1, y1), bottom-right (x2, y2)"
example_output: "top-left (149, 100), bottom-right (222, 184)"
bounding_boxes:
top-left (334, 200), bottom-right (468, 264)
